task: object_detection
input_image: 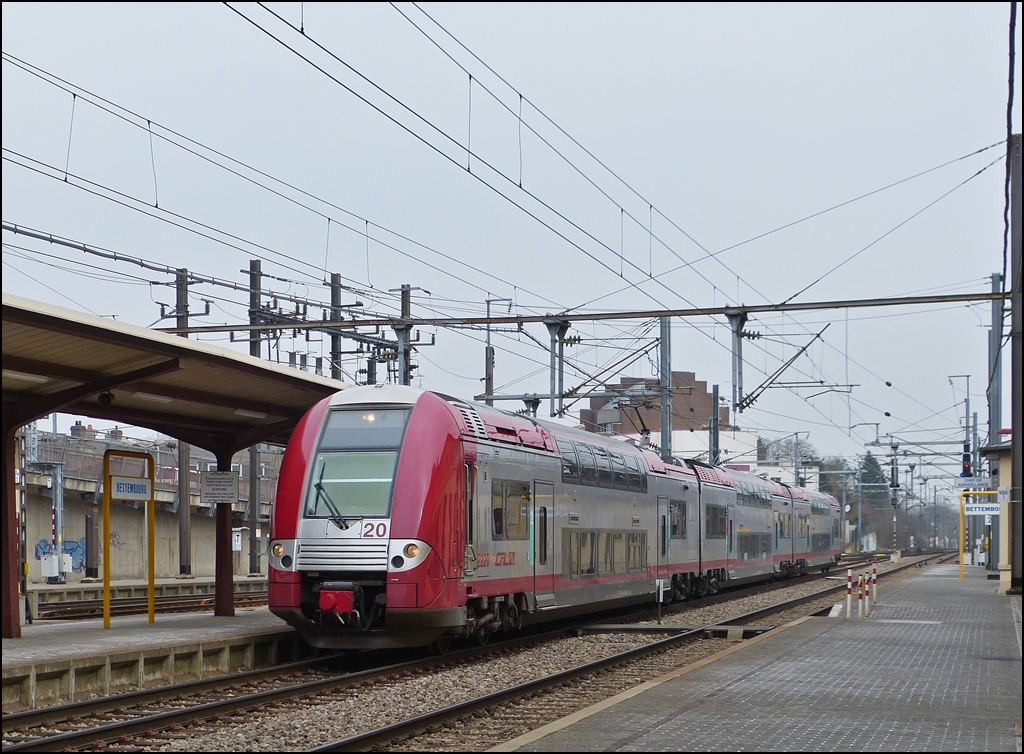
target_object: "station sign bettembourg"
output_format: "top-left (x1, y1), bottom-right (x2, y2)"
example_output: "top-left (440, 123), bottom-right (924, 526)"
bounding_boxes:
top-left (964, 503), bottom-right (1000, 516)
top-left (110, 476), bottom-right (153, 501)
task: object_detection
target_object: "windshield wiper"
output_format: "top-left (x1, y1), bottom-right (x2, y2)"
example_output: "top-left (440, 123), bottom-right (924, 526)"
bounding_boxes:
top-left (314, 464), bottom-right (348, 530)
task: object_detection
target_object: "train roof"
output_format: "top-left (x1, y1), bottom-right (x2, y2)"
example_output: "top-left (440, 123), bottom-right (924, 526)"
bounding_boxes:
top-left (324, 386), bottom-right (843, 501)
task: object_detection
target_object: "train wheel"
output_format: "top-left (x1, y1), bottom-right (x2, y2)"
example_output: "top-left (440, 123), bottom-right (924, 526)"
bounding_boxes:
top-left (474, 626), bottom-right (491, 646)
top-left (431, 634), bottom-right (454, 655)
top-left (502, 602), bottom-right (522, 632)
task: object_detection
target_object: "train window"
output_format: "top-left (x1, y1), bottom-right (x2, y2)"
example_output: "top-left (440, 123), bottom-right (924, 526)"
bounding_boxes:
top-left (576, 443), bottom-right (598, 486)
top-left (777, 511), bottom-right (791, 539)
top-left (305, 450), bottom-right (399, 519)
top-left (601, 532), bottom-right (624, 574)
top-left (318, 407), bottom-right (410, 450)
top-left (812, 533), bottom-right (832, 553)
top-left (737, 533), bottom-right (772, 561)
top-left (592, 447), bottom-right (613, 488)
top-left (492, 480), bottom-right (505, 540)
top-left (609, 451), bottom-right (628, 490)
top-left (465, 463), bottom-right (475, 545)
top-left (624, 455), bottom-right (642, 492)
top-left (660, 515), bottom-right (668, 557)
top-left (670, 500), bottom-right (686, 539)
top-left (580, 531), bottom-right (597, 577)
top-left (556, 440), bottom-right (580, 482)
top-left (626, 532), bottom-right (647, 572)
top-left (797, 515), bottom-right (810, 539)
top-left (504, 481), bottom-right (531, 541)
top-left (538, 507), bottom-right (548, 565)
top-left (705, 504), bottom-right (728, 539)
top-left (565, 529), bottom-right (580, 579)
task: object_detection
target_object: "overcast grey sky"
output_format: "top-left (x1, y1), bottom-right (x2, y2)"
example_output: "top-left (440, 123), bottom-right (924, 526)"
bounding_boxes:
top-left (2, 3), bottom-right (1020, 480)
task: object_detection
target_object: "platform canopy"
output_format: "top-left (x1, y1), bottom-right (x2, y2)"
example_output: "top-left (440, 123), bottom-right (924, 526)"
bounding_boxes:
top-left (2, 293), bottom-right (350, 638)
top-left (2, 293), bottom-right (346, 455)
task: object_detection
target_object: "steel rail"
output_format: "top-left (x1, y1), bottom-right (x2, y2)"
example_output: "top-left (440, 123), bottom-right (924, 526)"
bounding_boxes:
top-left (3, 555), bottom-right (950, 751)
top-left (0, 630), bottom-right (569, 752)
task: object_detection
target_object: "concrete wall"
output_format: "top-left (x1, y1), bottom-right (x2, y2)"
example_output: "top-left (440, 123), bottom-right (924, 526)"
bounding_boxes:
top-left (25, 490), bottom-right (263, 583)
top-left (19, 430), bottom-right (280, 585)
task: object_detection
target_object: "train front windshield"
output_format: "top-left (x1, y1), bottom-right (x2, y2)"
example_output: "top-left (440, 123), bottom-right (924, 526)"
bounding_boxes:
top-left (305, 407), bottom-right (411, 519)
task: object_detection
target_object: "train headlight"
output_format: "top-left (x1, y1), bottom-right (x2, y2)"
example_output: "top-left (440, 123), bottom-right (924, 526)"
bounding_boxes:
top-left (272, 542), bottom-right (285, 558)
top-left (389, 540), bottom-right (428, 572)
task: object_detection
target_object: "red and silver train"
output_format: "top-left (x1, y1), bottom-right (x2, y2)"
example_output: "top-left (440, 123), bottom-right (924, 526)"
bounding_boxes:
top-left (269, 385), bottom-right (841, 649)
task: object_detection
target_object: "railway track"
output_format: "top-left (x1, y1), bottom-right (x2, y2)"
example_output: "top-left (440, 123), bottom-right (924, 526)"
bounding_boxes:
top-left (1, 554), bottom-right (948, 752)
top-left (32, 591), bottom-right (268, 620)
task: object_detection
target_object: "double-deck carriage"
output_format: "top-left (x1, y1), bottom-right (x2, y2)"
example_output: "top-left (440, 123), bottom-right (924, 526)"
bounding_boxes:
top-left (268, 385), bottom-right (840, 650)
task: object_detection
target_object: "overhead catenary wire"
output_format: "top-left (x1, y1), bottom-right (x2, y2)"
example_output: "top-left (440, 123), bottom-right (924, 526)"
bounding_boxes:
top-left (0, 52), bottom-right (566, 314)
top-left (396, 2), bottom-right (1008, 321)
top-left (0, 8), bottom-right (991, 463)
top-left (382, 5), bottom-right (1007, 439)
top-left (4, 33), bottom-right (966, 442)
top-left (235, 3), bottom-right (728, 326)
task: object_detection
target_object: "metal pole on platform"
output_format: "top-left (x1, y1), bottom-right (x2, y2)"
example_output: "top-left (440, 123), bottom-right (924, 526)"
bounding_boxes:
top-left (176, 269), bottom-right (193, 579)
top-left (959, 490), bottom-right (1000, 581)
top-left (846, 568), bottom-right (853, 619)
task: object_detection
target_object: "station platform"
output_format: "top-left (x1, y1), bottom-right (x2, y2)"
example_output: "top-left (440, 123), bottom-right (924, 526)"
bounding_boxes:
top-left (2, 601), bottom-right (308, 711)
top-left (498, 563), bottom-right (1023, 752)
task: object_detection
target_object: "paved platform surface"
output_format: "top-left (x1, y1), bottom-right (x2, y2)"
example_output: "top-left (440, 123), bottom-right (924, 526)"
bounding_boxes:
top-left (501, 564), bottom-right (1022, 752)
top-left (3, 605), bottom-right (291, 668)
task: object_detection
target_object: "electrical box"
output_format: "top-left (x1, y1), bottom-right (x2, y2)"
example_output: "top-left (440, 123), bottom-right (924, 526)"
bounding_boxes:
top-left (41, 554), bottom-right (59, 578)
top-left (60, 553), bottom-right (73, 573)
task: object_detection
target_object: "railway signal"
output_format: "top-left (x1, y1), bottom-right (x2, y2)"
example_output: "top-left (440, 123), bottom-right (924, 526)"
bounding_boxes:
top-left (960, 443), bottom-right (972, 478)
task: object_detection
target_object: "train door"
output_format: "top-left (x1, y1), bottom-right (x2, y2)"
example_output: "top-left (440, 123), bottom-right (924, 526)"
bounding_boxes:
top-left (533, 481), bottom-right (555, 607)
top-left (657, 496), bottom-right (669, 598)
top-left (795, 504), bottom-right (810, 567)
top-left (728, 504), bottom-right (736, 572)
top-left (462, 461), bottom-right (477, 576)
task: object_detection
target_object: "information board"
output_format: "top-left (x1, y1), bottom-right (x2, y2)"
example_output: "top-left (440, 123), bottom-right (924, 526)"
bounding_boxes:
top-left (201, 470), bottom-right (239, 505)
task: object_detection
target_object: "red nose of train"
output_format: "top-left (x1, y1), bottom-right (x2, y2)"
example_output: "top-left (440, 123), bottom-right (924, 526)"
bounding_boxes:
top-left (319, 588), bottom-right (356, 614)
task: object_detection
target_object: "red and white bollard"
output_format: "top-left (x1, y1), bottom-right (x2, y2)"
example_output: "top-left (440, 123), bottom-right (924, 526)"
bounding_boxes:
top-left (846, 568), bottom-right (853, 619)
top-left (858, 575), bottom-right (865, 618)
top-left (864, 572), bottom-right (872, 617)
top-left (871, 566), bottom-right (878, 604)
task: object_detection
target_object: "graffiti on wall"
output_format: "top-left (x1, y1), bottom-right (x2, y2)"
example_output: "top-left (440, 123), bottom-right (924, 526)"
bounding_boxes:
top-left (34, 532), bottom-right (123, 573)
top-left (34, 537), bottom-right (87, 572)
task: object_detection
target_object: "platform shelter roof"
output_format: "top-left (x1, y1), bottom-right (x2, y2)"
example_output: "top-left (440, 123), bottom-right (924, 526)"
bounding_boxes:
top-left (3, 293), bottom-right (348, 458)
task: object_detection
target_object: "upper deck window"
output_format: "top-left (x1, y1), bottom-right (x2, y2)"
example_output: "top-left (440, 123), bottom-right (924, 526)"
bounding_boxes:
top-left (318, 407), bottom-right (411, 450)
top-left (592, 446), bottom-right (613, 488)
top-left (304, 407), bottom-right (411, 520)
top-left (556, 439), bottom-right (580, 482)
